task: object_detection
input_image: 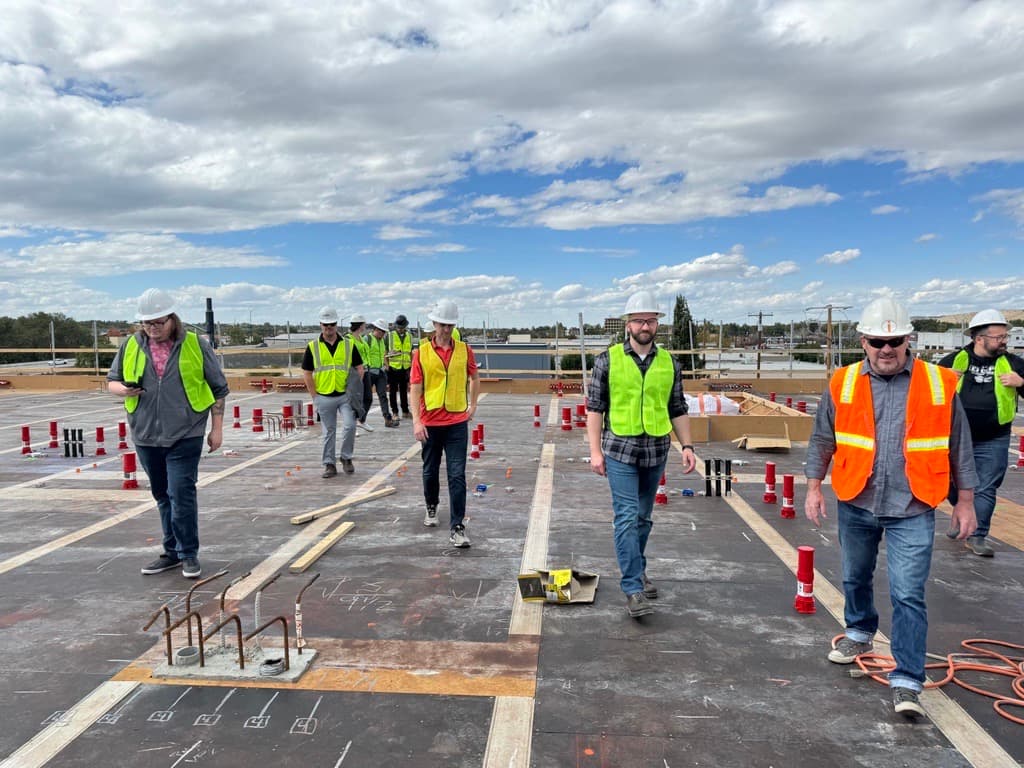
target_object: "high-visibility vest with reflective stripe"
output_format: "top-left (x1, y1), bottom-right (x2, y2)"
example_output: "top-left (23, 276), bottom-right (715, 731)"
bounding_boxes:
top-left (951, 350), bottom-right (1016, 425)
top-left (122, 332), bottom-right (216, 414)
top-left (308, 337), bottom-right (352, 394)
top-left (346, 333), bottom-right (368, 367)
top-left (607, 344), bottom-right (674, 437)
top-left (389, 331), bottom-right (412, 369)
top-left (420, 340), bottom-right (468, 413)
top-left (830, 358), bottom-right (958, 507)
top-left (364, 334), bottom-right (387, 368)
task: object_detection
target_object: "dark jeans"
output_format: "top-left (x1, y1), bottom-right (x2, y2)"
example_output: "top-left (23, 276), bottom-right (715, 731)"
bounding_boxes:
top-left (135, 436), bottom-right (204, 560)
top-left (361, 370), bottom-right (372, 420)
top-left (949, 433), bottom-right (1010, 539)
top-left (388, 367), bottom-right (411, 414)
top-left (421, 421), bottom-right (469, 530)
top-left (368, 369), bottom-right (392, 419)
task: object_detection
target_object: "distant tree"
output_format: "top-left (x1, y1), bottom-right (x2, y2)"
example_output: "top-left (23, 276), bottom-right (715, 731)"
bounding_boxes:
top-left (670, 295), bottom-right (703, 370)
top-left (0, 312), bottom-right (90, 364)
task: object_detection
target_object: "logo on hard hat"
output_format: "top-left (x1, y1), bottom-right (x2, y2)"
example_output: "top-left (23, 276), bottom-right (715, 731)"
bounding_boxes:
top-left (883, 320), bottom-right (895, 333)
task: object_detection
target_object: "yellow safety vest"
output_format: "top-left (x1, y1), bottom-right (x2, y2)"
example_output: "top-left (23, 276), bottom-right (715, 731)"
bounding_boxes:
top-left (122, 332), bottom-right (215, 413)
top-left (309, 337), bottom-right (352, 394)
top-left (607, 344), bottom-right (674, 436)
top-left (420, 340), bottom-right (468, 413)
top-left (364, 334), bottom-right (387, 368)
top-left (951, 350), bottom-right (1016, 425)
top-left (389, 331), bottom-right (412, 369)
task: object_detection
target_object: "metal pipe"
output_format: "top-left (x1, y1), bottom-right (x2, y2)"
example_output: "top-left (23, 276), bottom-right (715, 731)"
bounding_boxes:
top-left (245, 616), bottom-right (290, 671)
top-left (203, 614), bottom-right (245, 670)
top-left (253, 572), bottom-right (282, 653)
top-left (217, 572), bottom-right (250, 648)
top-left (184, 569), bottom-right (228, 645)
top-left (295, 572), bottom-right (320, 654)
top-left (163, 610), bottom-right (206, 667)
top-left (142, 603), bottom-right (174, 665)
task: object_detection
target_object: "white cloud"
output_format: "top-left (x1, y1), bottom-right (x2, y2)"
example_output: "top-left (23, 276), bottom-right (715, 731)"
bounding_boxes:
top-left (0, 227), bottom-right (30, 238)
top-left (973, 188), bottom-right (1024, 225)
top-left (404, 242), bottom-right (468, 255)
top-left (377, 225), bottom-right (431, 240)
top-left (871, 205), bottom-right (902, 215)
top-left (818, 248), bottom-right (861, 265)
top-left (915, 233), bottom-right (938, 243)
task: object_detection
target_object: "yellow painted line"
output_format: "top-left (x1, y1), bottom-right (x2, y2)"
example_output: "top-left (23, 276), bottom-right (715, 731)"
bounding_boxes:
top-left (0, 440), bottom-right (303, 576)
top-left (0, 681), bottom-right (139, 768)
top-left (723, 487), bottom-right (1020, 768)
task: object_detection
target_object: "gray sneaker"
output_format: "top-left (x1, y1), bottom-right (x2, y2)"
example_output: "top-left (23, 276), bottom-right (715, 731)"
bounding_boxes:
top-left (892, 686), bottom-right (925, 717)
top-left (626, 592), bottom-right (653, 618)
top-left (449, 525), bottom-right (470, 548)
top-left (357, 421), bottom-right (374, 433)
top-left (423, 504), bottom-right (438, 527)
top-left (642, 574), bottom-right (658, 599)
top-left (182, 557), bottom-right (202, 579)
top-left (965, 536), bottom-right (994, 557)
top-left (141, 554), bottom-right (180, 575)
top-left (828, 636), bottom-right (873, 664)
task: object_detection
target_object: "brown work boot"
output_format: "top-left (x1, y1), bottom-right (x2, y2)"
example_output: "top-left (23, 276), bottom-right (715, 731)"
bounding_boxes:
top-left (321, 464), bottom-right (337, 478)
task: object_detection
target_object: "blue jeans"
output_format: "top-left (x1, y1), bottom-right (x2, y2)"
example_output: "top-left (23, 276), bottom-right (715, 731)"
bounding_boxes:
top-left (421, 422), bottom-right (468, 530)
top-left (837, 502), bottom-right (934, 691)
top-left (316, 394), bottom-right (355, 465)
top-left (606, 456), bottom-right (666, 596)
top-left (949, 433), bottom-right (1010, 539)
top-left (135, 437), bottom-right (204, 560)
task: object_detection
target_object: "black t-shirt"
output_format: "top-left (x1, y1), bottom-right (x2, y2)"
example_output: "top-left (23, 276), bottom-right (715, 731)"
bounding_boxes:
top-left (938, 347), bottom-right (1024, 442)
top-left (301, 336), bottom-right (363, 376)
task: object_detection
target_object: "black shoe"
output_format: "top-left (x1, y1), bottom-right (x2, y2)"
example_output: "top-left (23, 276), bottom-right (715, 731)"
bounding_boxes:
top-left (341, 458), bottom-right (354, 474)
top-left (385, 418), bottom-right (400, 428)
top-left (182, 557), bottom-right (202, 579)
top-left (626, 592), bottom-right (653, 618)
top-left (322, 463), bottom-right (337, 478)
top-left (892, 686), bottom-right (925, 717)
top-left (141, 554), bottom-right (180, 575)
top-left (642, 575), bottom-right (658, 599)
top-left (402, 410), bottom-right (413, 419)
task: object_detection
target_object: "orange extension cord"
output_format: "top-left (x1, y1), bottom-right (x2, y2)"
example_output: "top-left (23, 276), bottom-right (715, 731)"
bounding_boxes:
top-left (833, 635), bottom-right (1024, 725)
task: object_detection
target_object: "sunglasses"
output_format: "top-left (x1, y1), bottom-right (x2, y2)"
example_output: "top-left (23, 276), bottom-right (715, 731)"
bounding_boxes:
top-left (864, 336), bottom-right (907, 349)
top-left (320, 322), bottom-right (337, 328)
top-left (142, 317), bottom-right (171, 328)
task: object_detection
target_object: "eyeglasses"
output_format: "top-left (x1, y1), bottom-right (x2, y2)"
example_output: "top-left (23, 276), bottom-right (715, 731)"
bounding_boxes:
top-left (980, 333), bottom-right (1009, 342)
top-left (141, 317), bottom-right (170, 328)
top-left (864, 336), bottom-right (907, 349)
top-left (629, 318), bottom-right (659, 327)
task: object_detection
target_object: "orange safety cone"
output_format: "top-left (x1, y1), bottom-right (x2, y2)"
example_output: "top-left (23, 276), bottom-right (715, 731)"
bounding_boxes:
top-left (470, 427), bottom-right (480, 460)
top-left (533, 404), bottom-right (541, 428)
top-left (794, 546), bottom-right (816, 614)
top-left (655, 473), bottom-right (668, 505)
top-left (232, 405), bottom-right (241, 429)
top-left (20, 425), bottom-right (32, 454)
top-left (561, 406), bottom-right (572, 431)
top-left (49, 420), bottom-right (60, 448)
top-left (780, 474), bottom-right (796, 518)
top-left (477, 423), bottom-right (485, 452)
top-left (94, 426), bottom-right (107, 456)
top-left (574, 403), bottom-right (587, 428)
top-left (117, 421), bottom-right (129, 450)
top-left (252, 408), bottom-right (264, 433)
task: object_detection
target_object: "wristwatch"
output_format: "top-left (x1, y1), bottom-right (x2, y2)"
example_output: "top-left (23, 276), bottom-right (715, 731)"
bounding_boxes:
top-left (681, 445), bottom-right (694, 452)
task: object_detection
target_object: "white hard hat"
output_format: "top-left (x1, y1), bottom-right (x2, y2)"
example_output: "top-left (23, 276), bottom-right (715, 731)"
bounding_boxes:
top-left (318, 306), bottom-right (339, 324)
top-left (856, 297), bottom-right (913, 336)
top-left (137, 288), bottom-right (176, 321)
top-left (428, 299), bottom-right (459, 325)
top-left (371, 318), bottom-right (388, 332)
top-left (349, 313), bottom-right (366, 324)
top-left (967, 308), bottom-right (1008, 332)
top-left (621, 290), bottom-right (665, 320)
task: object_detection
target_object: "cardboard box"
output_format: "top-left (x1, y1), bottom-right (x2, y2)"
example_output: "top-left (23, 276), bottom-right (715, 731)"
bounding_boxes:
top-left (517, 567), bottom-right (600, 604)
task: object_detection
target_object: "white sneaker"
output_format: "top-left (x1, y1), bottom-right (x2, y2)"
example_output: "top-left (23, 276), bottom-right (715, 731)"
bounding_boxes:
top-left (449, 525), bottom-right (470, 548)
top-left (423, 505), bottom-right (438, 527)
top-left (357, 421), bottom-right (374, 433)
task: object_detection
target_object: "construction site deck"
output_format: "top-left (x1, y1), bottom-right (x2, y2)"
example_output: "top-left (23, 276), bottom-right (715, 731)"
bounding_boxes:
top-left (0, 382), bottom-right (1022, 768)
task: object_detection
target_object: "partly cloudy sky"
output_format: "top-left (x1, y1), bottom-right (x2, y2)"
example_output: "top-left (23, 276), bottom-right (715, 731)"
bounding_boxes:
top-left (1, 0), bottom-right (1023, 329)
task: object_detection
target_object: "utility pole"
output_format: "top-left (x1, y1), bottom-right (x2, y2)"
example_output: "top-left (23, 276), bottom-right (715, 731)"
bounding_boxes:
top-left (747, 311), bottom-right (773, 379)
top-left (806, 303), bottom-right (852, 378)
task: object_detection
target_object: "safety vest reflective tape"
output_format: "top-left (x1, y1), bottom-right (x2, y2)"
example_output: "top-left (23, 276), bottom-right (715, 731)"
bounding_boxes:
top-left (388, 331), bottom-right (412, 369)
